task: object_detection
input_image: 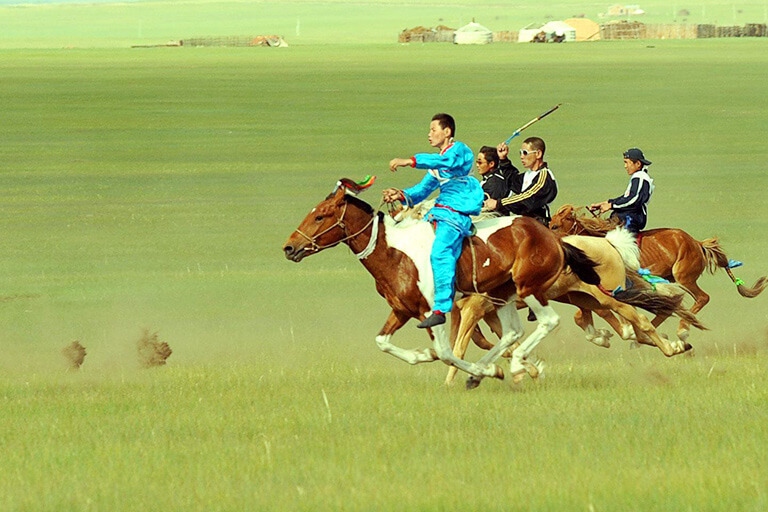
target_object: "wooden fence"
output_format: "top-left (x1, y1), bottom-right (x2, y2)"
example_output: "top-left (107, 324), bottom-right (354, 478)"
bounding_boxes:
top-left (183, 36), bottom-right (286, 47)
top-left (600, 22), bottom-right (768, 40)
top-left (492, 31), bottom-right (519, 43)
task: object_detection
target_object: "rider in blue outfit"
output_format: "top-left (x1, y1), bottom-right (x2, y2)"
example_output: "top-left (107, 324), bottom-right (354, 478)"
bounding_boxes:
top-left (383, 113), bottom-right (484, 328)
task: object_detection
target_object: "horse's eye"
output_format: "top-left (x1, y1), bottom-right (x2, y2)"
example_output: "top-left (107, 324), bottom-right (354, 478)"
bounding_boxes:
top-left (315, 216), bottom-right (323, 222)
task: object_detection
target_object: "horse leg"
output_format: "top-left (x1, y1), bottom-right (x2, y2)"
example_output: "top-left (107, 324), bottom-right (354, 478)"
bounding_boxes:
top-left (446, 296), bottom-right (493, 385)
top-left (591, 292), bottom-right (689, 357)
top-left (375, 310), bottom-right (439, 365)
top-left (469, 296), bottom-right (556, 388)
top-left (593, 308), bottom-right (636, 341)
top-left (483, 310), bottom-right (519, 358)
top-left (575, 308), bottom-right (611, 348)
top-left (465, 300), bottom-right (526, 389)
top-left (431, 322), bottom-right (504, 380)
top-left (506, 296), bottom-right (558, 379)
top-left (674, 278), bottom-right (709, 343)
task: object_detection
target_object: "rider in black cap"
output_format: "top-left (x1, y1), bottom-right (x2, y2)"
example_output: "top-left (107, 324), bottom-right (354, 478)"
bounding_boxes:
top-left (590, 148), bottom-right (654, 234)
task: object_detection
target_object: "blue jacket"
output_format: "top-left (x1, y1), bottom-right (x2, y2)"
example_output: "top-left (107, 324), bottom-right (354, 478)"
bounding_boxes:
top-left (609, 169), bottom-right (654, 230)
top-left (402, 141), bottom-right (484, 226)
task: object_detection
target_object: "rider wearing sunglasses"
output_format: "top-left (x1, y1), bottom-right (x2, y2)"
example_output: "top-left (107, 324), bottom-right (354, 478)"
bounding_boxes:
top-left (483, 137), bottom-right (558, 225)
top-left (476, 145), bottom-right (520, 202)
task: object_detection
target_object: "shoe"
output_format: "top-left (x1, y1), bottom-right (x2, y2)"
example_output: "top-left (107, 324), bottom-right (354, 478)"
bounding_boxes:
top-left (527, 308), bottom-right (537, 322)
top-left (417, 312), bottom-right (446, 329)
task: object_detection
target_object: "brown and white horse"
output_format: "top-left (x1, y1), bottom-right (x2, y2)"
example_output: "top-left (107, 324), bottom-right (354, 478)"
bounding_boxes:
top-left (445, 229), bottom-right (702, 385)
top-left (283, 179), bottom-right (603, 384)
top-left (550, 204), bottom-right (767, 341)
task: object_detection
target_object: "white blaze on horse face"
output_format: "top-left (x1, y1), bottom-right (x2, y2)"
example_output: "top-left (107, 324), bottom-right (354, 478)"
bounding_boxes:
top-left (383, 216), bottom-right (436, 307)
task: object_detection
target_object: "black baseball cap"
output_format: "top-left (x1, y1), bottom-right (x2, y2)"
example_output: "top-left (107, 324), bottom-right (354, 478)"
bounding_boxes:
top-left (623, 148), bottom-right (651, 166)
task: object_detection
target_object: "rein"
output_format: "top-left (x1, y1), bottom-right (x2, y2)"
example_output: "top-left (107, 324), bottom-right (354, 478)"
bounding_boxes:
top-left (457, 229), bottom-right (510, 308)
top-left (295, 199), bottom-right (381, 259)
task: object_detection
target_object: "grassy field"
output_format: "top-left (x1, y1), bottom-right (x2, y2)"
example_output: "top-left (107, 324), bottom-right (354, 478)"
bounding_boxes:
top-left (1, 2), bottom-right (768, 509)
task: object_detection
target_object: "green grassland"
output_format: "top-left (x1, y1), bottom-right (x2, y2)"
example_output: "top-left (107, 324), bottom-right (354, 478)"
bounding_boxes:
top-left (1, 1), bottom-right (768, 509)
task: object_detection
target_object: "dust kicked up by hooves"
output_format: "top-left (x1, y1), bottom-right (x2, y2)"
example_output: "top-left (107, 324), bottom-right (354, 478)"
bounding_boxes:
top-left (136, 329), bottom-right (173, 368)
top-left (62, 341), bottom-right (87, 370)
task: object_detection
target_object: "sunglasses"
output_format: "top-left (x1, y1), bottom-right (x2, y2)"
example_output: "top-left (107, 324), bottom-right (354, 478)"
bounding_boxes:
top-left (520, 149), bottom-right (539, 156)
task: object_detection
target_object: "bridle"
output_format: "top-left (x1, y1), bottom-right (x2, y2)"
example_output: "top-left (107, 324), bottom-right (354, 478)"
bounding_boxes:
top-left (295, 201), bottom-right (378, 256)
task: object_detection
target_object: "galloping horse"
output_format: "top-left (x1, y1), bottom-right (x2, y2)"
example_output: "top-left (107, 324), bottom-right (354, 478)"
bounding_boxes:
top-left (283, 179), bottom-right (605, 384)
top-left (550, 204), bottom-right (767, 341)
top-left (445, 229), bottom-right (702, 385)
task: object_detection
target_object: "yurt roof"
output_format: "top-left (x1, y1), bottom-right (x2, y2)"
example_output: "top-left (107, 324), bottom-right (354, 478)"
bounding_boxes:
top-left (455, 22), bottom-right (492, 33)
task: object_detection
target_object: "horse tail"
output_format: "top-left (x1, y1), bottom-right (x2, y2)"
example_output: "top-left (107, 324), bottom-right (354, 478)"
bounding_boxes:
top-left (613, 284), bottom-right (708, 331)
top-left (605, 227), bottom-right (641, 271)
top-left (699, 238), bottom-right (768, 298)
top-left (699, 238), bottom-right (729, 274)
top-left (735, 276), bottom-right (768, 298)
top-left (562, 242), bottom-right (601, 286)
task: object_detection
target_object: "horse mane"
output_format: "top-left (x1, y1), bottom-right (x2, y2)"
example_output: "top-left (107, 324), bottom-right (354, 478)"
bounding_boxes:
top-left (573, 213), bottom-right (620, 236)
top-left (346, 195), bottom-right (375, 215)
top-left (322, 191), bottom-right (376, 216)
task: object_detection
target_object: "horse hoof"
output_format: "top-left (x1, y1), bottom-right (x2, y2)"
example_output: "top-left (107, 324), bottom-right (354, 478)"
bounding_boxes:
top-left (524, 357), bottom-right (546, 379)
top-left (465, 376), bottom-right (483, 390)
top-left (492, 364), bottom-right (505, 380)
top-left (587, 335), bottom-right (611, 349)
top-left (511, 369), bottom-right (527, 384)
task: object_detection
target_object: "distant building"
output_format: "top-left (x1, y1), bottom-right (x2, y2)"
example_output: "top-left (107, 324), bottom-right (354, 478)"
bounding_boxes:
top-left (454, 22), bottom-right (493, 44)
top-left (600, 4), bottom-right (646, 18)
top-left (518, 21), bottom-right (576, 42)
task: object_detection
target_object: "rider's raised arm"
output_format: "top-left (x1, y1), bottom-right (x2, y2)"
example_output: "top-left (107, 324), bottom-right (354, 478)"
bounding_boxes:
top-left (412, 143), bottom-right (473, 176)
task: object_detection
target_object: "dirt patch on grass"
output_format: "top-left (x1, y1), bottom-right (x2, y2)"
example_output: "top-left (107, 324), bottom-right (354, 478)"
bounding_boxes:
top-left (62, 341), bottom-right (87, 370)
top-left (136, 330), bottom-right (172, 368)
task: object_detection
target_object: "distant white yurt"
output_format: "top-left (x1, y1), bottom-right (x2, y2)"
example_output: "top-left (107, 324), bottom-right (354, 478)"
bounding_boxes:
top-left (540, 21), bottom-right (577, 41)
top-left (518, 21), bottom-right (577, 42)
top-left (453, 22), bottom-right (493, 44)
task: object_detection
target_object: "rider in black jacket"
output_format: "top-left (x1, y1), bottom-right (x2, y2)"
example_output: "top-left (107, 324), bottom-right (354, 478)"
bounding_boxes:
top-left (484, 137), bottom-right (558, 225)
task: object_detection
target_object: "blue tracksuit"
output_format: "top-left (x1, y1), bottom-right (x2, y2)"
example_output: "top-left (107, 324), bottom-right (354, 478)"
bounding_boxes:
top-left (401, 141), bottom-right (484, 314)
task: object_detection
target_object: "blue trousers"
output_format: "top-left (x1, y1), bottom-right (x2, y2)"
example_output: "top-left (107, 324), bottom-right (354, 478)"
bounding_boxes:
top-left (430, 216), bottom-right (471, 314)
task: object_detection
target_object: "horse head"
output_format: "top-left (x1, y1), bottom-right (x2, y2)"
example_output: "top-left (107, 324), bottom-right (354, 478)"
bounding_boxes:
top-left (549, 204), bottom-right (578, 233)
top-left (283, 177), bottom-right (376, 262)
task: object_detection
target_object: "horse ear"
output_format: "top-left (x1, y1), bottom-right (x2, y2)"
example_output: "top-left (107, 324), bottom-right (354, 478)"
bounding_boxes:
top-left (331, 184), bottom-right (347, 203)
top-left (333, 176), bottom-right (377, 199)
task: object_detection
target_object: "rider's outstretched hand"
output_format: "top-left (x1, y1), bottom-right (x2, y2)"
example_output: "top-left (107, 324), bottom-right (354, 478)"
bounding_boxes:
top-left (382, 188), bottom-right (404, 203)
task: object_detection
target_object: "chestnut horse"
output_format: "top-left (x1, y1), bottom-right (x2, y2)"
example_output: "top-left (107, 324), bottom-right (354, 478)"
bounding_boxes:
top-left (283, 179), bottom-right (604, 384)
top-left (550, 204), bottom-right (767, 341)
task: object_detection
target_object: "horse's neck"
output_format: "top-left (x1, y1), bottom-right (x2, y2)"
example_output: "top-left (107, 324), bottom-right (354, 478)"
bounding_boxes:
top-left (350, 213), bottom-right (415, 289)
top-left (343, 207), bottom-right (377, 256)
